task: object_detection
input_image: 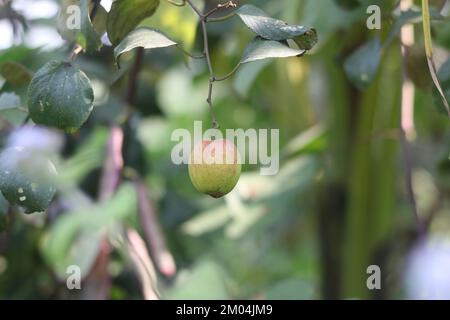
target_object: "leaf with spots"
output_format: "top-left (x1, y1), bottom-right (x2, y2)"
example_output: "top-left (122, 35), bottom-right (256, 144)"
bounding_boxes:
top-left (236, 4), bottom-right (318, 50)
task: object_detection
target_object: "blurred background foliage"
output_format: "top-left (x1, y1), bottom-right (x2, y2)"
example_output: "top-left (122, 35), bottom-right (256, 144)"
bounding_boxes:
top-left (0, 0), bottom-right (450, 300)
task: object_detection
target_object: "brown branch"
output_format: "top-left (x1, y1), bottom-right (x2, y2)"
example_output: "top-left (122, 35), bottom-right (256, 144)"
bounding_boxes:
top-left (98, 125), bottom-right (124, 201)
top-left (127, 228), bottom-right (160, 300)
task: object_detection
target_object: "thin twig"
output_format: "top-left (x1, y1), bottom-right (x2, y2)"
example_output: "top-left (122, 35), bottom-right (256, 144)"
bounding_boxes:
top-left (214, 62), bottom-right (241, 82)
top-left (203, 1), bottom-right (237, 19)
top-left (186, 0), bottom-right (236, 129)
top-left (68, 44), bottom-right (83, 62)
top-left (67, 1), bottom-right (101, 62)
top-left (176, 44), bottom-right (206, 59)
top-left (206, 11), bottom-right (236, 23)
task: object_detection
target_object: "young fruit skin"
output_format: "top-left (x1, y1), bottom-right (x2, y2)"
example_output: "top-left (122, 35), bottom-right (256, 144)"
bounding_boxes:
top-left (188, 139), bottom-right (241, 198)
top-left (0, 147), bottom-right (57, 214)
top-left (27, 60), bottom-right (94, 132)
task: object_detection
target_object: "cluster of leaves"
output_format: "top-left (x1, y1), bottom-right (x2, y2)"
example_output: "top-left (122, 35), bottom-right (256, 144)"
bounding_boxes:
top-left (337, 0), bottom-right (450, 117)
top-left (0, 0), bottom-right (319, 299)
top-left (0, 0), bottom-right (318, 215)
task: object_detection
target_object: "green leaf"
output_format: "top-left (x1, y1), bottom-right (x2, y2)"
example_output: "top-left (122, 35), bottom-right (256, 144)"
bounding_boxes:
top-left (264, 279), bottom-right (316, 300)
top-left (0, 61), bottom-right (32, 86)
top-left (166, 260), bottom-right (229, 299)
top-left (107, 0), bottom-right (160, 46)
top-left (236, 4), bottom-right (318, 50)
top-left (58, 127), bottom-right (109, 186)
top-left (42, 183), bottom-right (137, 279)
top-left (57, 0), bottom-right (102, 52)
top-left (114, 27), bottom-right (177, 68)
top-left (141, 0), bottom-right (203, 51)
top-left (233, 59), bottom-right (271, 98)
top-left (0, 92), bottom-right (21, 111)
top-left (240, 37), bottom-right (305, 64)
top-left (385, 7), bottom-right (446, 47)
top-left (91, 3), bottom-right (108, 36)
top-left (344, 37), bottom-right (381, 89)
top-left (433, 58), bottom-right (450, 115)
top-left (27, 60), bottom-right (94, 132)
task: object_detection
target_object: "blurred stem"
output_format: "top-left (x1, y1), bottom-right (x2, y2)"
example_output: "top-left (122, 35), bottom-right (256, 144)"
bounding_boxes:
top-left (401, 0), bottom-right (425, 236)
top-left (134, 176), bottom-right (176, 278)
top-left (126, 47), bottom-right (144, 108)
top-left (421, 0), bottom-right (450, 117)
top-left (206, 11), bottom-right (236, 23)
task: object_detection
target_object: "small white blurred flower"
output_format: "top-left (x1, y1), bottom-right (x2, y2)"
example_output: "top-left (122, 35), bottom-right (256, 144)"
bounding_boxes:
top-left (7, 125), bottom-right (64, 154)
top-left (404, 236), bottom-right (450, 300)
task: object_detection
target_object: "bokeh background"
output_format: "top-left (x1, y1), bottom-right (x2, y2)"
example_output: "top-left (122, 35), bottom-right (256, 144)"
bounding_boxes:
top-left (0, 0), bottom-right (450, 300)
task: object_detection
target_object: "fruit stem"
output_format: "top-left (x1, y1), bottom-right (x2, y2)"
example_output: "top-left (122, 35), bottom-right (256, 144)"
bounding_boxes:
top-left (186, 0), bottom-right (236, 129)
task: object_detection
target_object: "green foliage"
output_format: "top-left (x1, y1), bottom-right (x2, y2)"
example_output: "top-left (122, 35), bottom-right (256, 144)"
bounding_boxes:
top-left (114, 27), bottom-right (177, 67)
top-left (107, 0), bottom-right (160, 45)
top-left (344, 37), bottom-right (381, 89)
top-left (0, 0), bottom-right (449, 301)
top-left (236, 4), bottom-right (318, 50)
top-left (42, 183), bottom-right (137, 279)
top-left (0, 61), bottom-right (32, 86)
top-left (58, 0), bottom-right (103, 52)
top-left (240, 37), bottom-right (305, 64)
top-left (27, 60), bottom-right (94, 132)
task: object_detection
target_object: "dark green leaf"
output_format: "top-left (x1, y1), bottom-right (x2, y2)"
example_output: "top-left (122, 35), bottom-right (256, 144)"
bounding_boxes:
top-left (107, 0), bottom-right (160, 46)
top-left (57, 0), bottom-right (102, 52)
top-left (241, 37), bottom-right (305, 64)
top-left (27, 60), bottom-right (94, 132)
top-left (114, 27), bottom-right (177, 68)
top-left (92, 3), bottom-right (108, 36)
top-left (344, 37), bottom-right (381, 89)
top-left (433, 58), bottom-right (450, 115)
top-left (0, 61), bottom-right (32, 86)
top-left (236, 4), bottom-right (318, 50)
